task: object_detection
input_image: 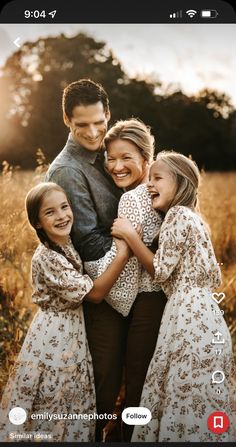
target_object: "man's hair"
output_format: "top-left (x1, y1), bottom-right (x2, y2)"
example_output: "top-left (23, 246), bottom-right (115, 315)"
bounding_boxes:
top-left (62, 79), bottom-right (110, 119)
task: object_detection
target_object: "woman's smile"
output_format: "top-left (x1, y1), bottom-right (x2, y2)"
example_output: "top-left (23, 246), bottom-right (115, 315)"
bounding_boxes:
top-left (106, 139), bottom-right (148, 190)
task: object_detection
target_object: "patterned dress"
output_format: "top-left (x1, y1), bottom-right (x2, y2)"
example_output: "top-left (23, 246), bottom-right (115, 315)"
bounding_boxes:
top-left (132, 206), bottom-right (236, 442)
top-left (85, 184), bottom-right (163, 316)
top-left (0, 240), bottom-right (96, 442)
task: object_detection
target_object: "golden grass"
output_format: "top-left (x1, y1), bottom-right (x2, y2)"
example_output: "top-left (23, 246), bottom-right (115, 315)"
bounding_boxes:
top-left (199, 172), bottom-right (236, 343)
top-left (0, 167), bottom-right (236, 396)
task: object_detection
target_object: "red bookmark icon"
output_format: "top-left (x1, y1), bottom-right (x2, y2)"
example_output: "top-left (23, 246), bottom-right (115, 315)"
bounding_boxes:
top-left (207, 411), bottom-right (230, 434)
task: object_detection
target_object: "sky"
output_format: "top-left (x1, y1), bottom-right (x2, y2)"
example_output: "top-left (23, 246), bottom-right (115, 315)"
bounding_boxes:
top-left (0, 23), bottom-right (236, 106)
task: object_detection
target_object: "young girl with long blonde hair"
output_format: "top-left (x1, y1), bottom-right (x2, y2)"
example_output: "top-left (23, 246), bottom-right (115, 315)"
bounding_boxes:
top-left (112, 151), bottom-right (236, 442)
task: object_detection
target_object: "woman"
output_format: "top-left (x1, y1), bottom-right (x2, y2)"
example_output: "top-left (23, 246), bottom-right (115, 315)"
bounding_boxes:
top-left (84, 118), bottom-right (167, 441)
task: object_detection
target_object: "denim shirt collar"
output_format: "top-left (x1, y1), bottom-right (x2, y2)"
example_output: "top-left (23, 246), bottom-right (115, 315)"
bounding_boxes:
top-left (66, 133), bottom-right (101, 165)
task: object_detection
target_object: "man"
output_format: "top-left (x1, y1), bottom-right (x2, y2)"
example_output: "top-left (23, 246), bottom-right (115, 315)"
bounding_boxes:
top-left (45, 79), bottom-right (127, 440)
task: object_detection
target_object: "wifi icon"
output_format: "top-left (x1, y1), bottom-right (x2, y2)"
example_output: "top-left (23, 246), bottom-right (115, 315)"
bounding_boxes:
top-left (186, 9), bottom-right (197, 18)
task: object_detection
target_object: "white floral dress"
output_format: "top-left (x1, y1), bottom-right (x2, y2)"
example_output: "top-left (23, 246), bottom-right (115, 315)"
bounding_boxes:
top-left (85, 184), bottom-right (163, 316)
top-left (132, 206), bottom-right (236, 442)
top-left (0, 240), bottom-right (96, 442)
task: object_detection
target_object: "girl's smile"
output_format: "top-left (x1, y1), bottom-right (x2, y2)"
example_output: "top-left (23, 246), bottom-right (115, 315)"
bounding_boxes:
top-left (37, 190), bottom-right (73, 245)
top-left (148, 160), bottom-right (177, 213)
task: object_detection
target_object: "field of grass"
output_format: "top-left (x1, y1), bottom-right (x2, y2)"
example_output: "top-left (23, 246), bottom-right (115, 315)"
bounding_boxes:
top-left (198, 171), bottom-right (236, 343)
top-left (0, 165), bottom-right (236, 397)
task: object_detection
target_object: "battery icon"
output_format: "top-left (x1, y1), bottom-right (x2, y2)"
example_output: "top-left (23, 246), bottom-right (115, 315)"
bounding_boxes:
top-left (201, 9), bottom-right (218, 18)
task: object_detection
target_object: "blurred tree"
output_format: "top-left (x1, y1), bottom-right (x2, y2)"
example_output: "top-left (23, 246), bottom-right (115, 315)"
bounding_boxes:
top-left (151, 90), bottom-right (233, 170)
top-left (227, 110), bottom-right (236, 168)
top-left (0, 32), bottom-right (235, 170)
top-left (0, 33), bottom-right (130, 166)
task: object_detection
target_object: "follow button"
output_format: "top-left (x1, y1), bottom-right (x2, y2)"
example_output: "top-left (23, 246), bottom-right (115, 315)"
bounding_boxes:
top-left (122, 407), bottom-right (152, 425)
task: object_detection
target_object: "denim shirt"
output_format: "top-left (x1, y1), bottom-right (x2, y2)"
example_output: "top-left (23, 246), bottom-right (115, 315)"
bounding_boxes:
top-left (45, 134), bottom-right (122, 261)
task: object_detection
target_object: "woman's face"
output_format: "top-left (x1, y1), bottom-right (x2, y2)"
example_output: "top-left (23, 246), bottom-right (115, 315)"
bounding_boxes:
top-left (106, 139), bottom-right (148, 190)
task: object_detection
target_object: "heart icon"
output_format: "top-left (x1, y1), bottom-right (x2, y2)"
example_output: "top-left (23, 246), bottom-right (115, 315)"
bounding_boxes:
top-left (211, 292), bottom-right (225, 304)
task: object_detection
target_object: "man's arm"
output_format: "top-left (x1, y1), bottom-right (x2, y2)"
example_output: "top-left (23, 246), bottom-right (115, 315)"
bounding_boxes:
top-left (46, 166), bottom-right (113, 261)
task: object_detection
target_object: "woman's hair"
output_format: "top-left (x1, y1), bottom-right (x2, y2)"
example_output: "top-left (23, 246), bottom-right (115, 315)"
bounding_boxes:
top-left (154, 150), bottom-right (200, 210)
top-left (25, 182), bottom-right (70, 246)
top-left (104, 118), bottom-right (155, 163)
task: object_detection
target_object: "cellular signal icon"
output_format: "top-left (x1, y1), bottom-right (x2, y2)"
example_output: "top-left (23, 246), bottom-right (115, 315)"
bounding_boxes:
top-left (186, 9), bottom-right (197, 18)
top-left (170, 10), bottom-right (182, 18)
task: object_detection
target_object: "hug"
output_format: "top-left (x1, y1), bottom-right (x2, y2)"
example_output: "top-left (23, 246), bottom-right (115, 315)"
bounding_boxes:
top-left (1, 79), bottom-right (235, 443)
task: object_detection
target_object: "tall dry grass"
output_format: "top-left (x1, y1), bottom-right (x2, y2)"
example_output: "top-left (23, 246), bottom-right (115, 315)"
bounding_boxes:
top-left (0, 166), bottom-right (236, 397)
top-left (199, 172), bottom-right (236, 345)
top-left (0, 154), bottom-right (47, 394)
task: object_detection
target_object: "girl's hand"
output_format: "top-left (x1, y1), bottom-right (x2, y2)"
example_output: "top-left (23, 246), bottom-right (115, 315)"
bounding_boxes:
top-left (111, 217), bottom-right (137, 240)
top-left (114, 237), bottom-right (131, 260)
top-left (136, 224), bottom-right (143, 238)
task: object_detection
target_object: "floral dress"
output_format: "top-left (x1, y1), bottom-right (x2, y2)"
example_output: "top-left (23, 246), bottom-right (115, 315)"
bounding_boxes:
top-left (132, 206), bottom-right (236, 442)
top-left (85, 184), bottom-right (163, 316)
top-left (0, 240), bottom-right (96, 442)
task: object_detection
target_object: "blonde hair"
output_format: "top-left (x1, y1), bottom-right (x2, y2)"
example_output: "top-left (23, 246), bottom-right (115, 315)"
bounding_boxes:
top-left (154, 150), bottom-right (200, 211)
top-left (104, 118), bottom-right (154, 163)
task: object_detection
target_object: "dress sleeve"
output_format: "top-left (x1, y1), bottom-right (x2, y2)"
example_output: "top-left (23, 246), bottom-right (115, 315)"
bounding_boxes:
top-left (34, 250), bottom-right (93, 304)
top-left (84, 189), bottom-right (142, 316)
top-left (118, 189), bottom-right (142, 227)
top-left (153, 207), bottom-right (190, 283)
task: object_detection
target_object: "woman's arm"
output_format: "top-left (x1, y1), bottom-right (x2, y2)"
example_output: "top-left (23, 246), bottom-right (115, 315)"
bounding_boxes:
top-left (84, 189), bottom-right (142, 314)
top-left (85, 238), bottom-right (130, 303)
top-left (111, 217), bottom-right (155, 278)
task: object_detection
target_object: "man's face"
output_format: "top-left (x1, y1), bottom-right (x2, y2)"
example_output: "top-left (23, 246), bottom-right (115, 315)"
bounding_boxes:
top-left (65, 101), bottom-right (110, 152)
